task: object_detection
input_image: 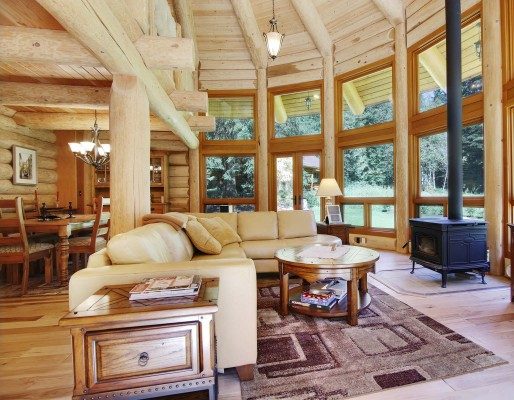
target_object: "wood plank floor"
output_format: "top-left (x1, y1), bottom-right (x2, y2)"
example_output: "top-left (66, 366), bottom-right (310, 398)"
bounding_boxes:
top-left (0, 251), bottom-right (513, 400)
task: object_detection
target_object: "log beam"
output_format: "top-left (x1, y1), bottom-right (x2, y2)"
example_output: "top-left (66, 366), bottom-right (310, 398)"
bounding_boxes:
top-left (290, 0), bottom-right (332, 57)
top-left (257, 68), bottom-right (268, 210)
top-left (372, 0), bottom-right (405, 26)
top-left (419, 46), bottom-right (447, 92)
top-left (173, 0), bottom-right (200, 68)
top-left (274, 95), bottom-right (287, 124)
top-left (0, 25), bottom-right (194, 70)
top-left (12, 112), bottom-right (215, 132)
top-left (36, 0), bottom-right (198, 148)
top-left (483, 0), bottom-right (504, 275)
top-left (342, 82), bottom-right (365, 115)
top-left (110, 75), bottom-right (151, 236)
top-left (323, 57), bottom-right (335, 179)
top-left (0, 81), bottom-right (208, 112)
top-left (230, 0), bottom-right (268, 69)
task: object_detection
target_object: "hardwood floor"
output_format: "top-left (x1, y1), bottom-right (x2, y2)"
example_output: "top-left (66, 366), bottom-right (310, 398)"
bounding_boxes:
top-left (0, 251), bottom-right (513, 400)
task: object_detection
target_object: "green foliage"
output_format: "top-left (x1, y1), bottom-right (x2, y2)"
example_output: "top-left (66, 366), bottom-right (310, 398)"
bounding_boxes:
top-left (206, 156), bottom-right (254, 199)
top-left (205, 117), bottom-right (254, 140)
top-left (343, 100), bottom-right (393, 130)
top-left (275, 114), bottom-right (321, 137)
top-left (419, 75), bottom-right (483, 112)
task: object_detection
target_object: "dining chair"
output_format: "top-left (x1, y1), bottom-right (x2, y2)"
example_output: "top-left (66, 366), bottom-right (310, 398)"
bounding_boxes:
top-left (0, 198), bottom-right (54, 295)
top-left (69, 196), bottom-right (110, 271)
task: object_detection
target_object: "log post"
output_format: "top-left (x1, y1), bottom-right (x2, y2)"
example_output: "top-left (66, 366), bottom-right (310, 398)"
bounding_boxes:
top-left (323, 56), bottom-right (335, 179)
top-left (189, 147), bottom-right (200, 212)
top-left (483, 0), bottom-right (504, 275)
top-left (110, 75), bottom-right (151, 236)
top-left (394, 21), bottom-right (409, 252)
top-left (257, 68), bottom-right (268, 211)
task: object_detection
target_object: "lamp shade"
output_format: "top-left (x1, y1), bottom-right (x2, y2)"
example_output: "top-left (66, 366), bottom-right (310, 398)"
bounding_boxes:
top-left (316, 178), bottom-right (343, 197)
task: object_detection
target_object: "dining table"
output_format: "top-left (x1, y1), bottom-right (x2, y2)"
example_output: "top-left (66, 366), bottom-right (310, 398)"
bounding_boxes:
top-left (25, 214), bottom-right (96, 285)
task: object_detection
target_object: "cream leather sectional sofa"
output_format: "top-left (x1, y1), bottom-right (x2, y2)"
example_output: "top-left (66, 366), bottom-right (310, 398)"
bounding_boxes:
top-left (68, 210), bottom-right (341, 375)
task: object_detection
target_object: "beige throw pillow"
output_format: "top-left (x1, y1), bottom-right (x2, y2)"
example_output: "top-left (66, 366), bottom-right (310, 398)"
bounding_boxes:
top-left (198, 217), bottom-right (242, 246)
top-left (185, 220), bottom-right (222, 255)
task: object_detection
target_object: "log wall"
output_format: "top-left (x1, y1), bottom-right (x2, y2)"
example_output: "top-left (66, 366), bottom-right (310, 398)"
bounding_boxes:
top-left (0, 114), bottom-right (58, 206)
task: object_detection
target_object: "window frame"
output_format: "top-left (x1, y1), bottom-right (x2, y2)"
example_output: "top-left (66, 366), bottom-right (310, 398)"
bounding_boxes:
top-left (200, 90), bottom-right (259, 212)
top-left (268, 81), bottom-right (324, 150)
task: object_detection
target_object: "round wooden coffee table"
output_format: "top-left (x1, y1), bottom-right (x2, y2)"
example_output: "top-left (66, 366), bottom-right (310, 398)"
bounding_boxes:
top-left (275, 244), bottom-right (380, 326)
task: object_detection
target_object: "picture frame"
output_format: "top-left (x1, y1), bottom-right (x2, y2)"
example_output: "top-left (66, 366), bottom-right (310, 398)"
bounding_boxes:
top-left (12, 146), bottom-right (37, 186)
top-left (326, 204), bottom-right (342, 224)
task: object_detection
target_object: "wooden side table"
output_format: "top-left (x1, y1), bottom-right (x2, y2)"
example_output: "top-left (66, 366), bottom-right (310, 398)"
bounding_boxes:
top-left (317, 222), bottom-right (354, 244)
top-left (60, 279), bottom-right (219, 400)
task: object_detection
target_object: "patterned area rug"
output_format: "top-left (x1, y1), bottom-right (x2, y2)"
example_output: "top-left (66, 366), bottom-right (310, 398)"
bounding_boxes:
top-left (0, 279), bottom-right (68, 298)
top-left (241, 284), bottom-right (507, 400)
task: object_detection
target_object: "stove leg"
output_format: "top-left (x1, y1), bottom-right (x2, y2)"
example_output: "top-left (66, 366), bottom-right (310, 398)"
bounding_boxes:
top-left (410, 261), bottom-right (415, 274)
top-left (480, 270), bottom-right (487, 284)
top-left (441, 271), bottom-right (447, 288)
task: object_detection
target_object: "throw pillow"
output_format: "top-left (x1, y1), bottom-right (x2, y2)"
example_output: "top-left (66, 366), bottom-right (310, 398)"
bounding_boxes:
top-left (197, 217), bottom-right (242, 247)
top-left (185, 219), bottom-right (222, 255)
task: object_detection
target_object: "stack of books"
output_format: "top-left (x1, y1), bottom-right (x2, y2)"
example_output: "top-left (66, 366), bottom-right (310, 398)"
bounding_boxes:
top-left (290, 278), bottom-right (348, 310)
top-left (129, 275), bottom-right (202, 300)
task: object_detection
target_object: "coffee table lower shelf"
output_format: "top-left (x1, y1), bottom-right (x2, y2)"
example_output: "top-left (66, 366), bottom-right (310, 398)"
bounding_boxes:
top-left (288, 286), bottom-right (372, 318)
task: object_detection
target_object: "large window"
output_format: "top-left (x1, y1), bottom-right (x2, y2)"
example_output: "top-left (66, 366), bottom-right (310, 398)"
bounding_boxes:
top-left (340, 143), bottom-right (395, 230)
top-left (341, 67), bottom-right (393, 130)
top-left (419, 123), bottom-right (484, 197)
top-left (417, 19), bottom-right (483, 113)
top-left (205, 156), bottom-right (254, 199)
top-left (206, 97), bottom-right (254, 140)
top-left (273, 88), bottom-right (321, 138)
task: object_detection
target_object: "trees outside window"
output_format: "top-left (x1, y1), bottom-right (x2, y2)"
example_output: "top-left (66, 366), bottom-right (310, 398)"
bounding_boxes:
top-left (206, 97), bottom-right (254, 140)
top-left (205, 156), bottom-right (255, 199)
top-left (274, 89), bottom-right (321, 138)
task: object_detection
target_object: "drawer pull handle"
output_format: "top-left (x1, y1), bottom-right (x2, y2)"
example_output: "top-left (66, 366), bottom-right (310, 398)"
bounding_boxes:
top-left (138, 352), bottom-right (149, 367)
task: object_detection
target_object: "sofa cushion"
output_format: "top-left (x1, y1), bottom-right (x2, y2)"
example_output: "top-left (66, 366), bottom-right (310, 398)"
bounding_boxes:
top-left (192, 243), bottom-right (246, 261)
top-left (241, 234), bottom-right (342, 260)
top-left (185, 220), bottom-right (222, 255)
top-left (238, 211), bottom-right (278, 241)
top-left (277, 210), bottom-right (317, 239)
top-left (198, 217), bottom-right (242, 246)
top-left (107, 223), bottom-right (192, 265)
top-left (189, 212), bottom-right (238, 232)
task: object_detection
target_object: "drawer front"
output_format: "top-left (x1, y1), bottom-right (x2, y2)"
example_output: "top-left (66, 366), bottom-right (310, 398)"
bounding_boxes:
top-left (150, 203), bottom-right (166, 214)
top-left (86, 323), bottom-right (199, 388)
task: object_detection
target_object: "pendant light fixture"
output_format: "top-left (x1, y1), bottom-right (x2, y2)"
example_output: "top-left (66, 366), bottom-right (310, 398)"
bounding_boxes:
top-left (263, 0), bottom-right (285, 60)
top-left (68, 110), bottom-right (110, 170)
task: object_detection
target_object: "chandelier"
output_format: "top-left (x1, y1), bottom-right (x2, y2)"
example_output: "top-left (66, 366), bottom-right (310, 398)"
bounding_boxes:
top-left (263, 0), bottom-right (285, 60)
top-left (68, 111), bottom-right (110, 170)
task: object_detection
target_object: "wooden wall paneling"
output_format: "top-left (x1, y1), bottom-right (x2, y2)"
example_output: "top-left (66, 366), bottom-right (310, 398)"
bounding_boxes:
top-left (334, 43), bottom-right (395, 76)
top-left (257, 68), bottom-right (268, 211)
top-left (55, 131), bottom-right (78, 207)
top-left (323, 57), bottom-right (335, 179)
top-left (169, 151), bottom-right (190, 212)
top-left (483, 0), bottom-right (505, 275)
top-left (267, 69), bottom-right (324, 88)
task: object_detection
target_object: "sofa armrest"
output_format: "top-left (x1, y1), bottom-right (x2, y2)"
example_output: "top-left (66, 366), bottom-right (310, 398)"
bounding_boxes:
top-left (86, 248), bottom-right (112, 268)
top-left (68, 258), bottom-right (257, 369)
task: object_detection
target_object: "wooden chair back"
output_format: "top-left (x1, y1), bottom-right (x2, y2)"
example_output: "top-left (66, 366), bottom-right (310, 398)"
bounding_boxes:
top-left (0, 198), bottom-right (29, 262)
top-left (89, 196), bottom-right (110, 249)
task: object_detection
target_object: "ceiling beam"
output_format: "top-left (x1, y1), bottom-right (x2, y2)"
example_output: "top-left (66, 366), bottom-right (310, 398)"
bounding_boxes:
top-left (419, 46), bottom-right (447, 91)
top-left (173, 0), bottom-right (200, 68)
top-left (372, 0), bottom-right (405, 27)
top-left (36, 0), bottom-right (198, 148)
top-left (12, 112), bottom-right (215, 132)
top-left (0, 25), bottom-right (194, 71)
top-left (290, 0), bottom-right (332, 57)
top-left (0, 81), bottom-right (208, 112)
top-left (229, 0), bottom-right (268, 69)
top-left (342, 82), bottom-right (365, 115)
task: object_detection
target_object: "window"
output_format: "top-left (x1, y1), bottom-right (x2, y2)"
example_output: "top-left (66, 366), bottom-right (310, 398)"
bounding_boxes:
top-left (206, 97), bottom-right (254, 140)
top-left (274, 89), bottom-right (321, 138)
top-left (342, 67), bottom-right (393, 130)
top-left (205, 156), bottom-right (255, 199)
top-left (205, 204), bottom-right (256, 213)
top-left (419, 123), bottom-right (484, 197)
top-left (343, 143), bottom-right (394, 197)
top-left (417, 19), bottom-right (482, 113)
top-left (418, 205), bottom-right (444, 217)
top-left (342, 204), bottom-right (364, 226)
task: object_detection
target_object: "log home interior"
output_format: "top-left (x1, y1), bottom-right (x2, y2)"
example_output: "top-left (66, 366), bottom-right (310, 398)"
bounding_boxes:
top-left (0, 0), bottom-right (513, 399)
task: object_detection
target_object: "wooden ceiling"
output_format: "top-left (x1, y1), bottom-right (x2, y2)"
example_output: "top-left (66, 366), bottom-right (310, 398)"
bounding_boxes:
top-left (0, 0), bottom-right (483, 116)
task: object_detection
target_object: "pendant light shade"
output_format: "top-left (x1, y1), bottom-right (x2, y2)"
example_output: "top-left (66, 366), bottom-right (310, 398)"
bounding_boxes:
top-left (263, 0), bottom-right (285, 60)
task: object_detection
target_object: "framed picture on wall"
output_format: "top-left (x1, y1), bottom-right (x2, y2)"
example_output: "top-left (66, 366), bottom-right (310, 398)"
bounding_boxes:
top-left (326, 204), bottom-right (342, 224)
top-left (12, 146), bottom-right (37, 185)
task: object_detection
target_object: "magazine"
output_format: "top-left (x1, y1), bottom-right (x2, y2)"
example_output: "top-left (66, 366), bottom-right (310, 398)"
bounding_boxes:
top-left (129, 275), bottom-right (202, 300)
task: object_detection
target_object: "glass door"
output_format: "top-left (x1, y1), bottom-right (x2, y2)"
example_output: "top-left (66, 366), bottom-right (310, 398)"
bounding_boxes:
top-left (273, 153), bottom-right (321, 221)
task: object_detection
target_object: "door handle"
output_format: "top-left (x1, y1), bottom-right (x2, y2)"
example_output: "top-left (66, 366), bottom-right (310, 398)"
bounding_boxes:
top-left (293, 195), bottom-right (297, 206)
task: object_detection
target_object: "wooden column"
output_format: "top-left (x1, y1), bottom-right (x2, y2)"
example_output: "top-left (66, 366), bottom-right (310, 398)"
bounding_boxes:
top-left (189, 147), bottom-right (200, 212)
top-left (483, 0), bottom-right (504, 275)
top-left (257, 68), bottom-right (268, 211)
top-left (110, 75), bottom-right (151, 236)
top-left (394, 21), bottom-right (409, 252)
top-left (323, 56), bottom-right (335, 179)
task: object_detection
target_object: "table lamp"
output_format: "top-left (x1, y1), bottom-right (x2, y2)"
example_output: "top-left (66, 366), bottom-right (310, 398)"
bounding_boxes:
top-left (316, 178), bottom-right (343, 224)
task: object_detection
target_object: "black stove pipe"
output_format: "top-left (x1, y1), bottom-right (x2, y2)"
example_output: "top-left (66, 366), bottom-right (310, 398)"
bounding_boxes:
top-left (445, 0), bottom-right (463, 220)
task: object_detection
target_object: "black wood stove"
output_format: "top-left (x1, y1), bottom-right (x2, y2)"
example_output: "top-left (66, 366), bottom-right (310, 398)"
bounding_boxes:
top-left (409, 0), bottom-right (489, 287)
